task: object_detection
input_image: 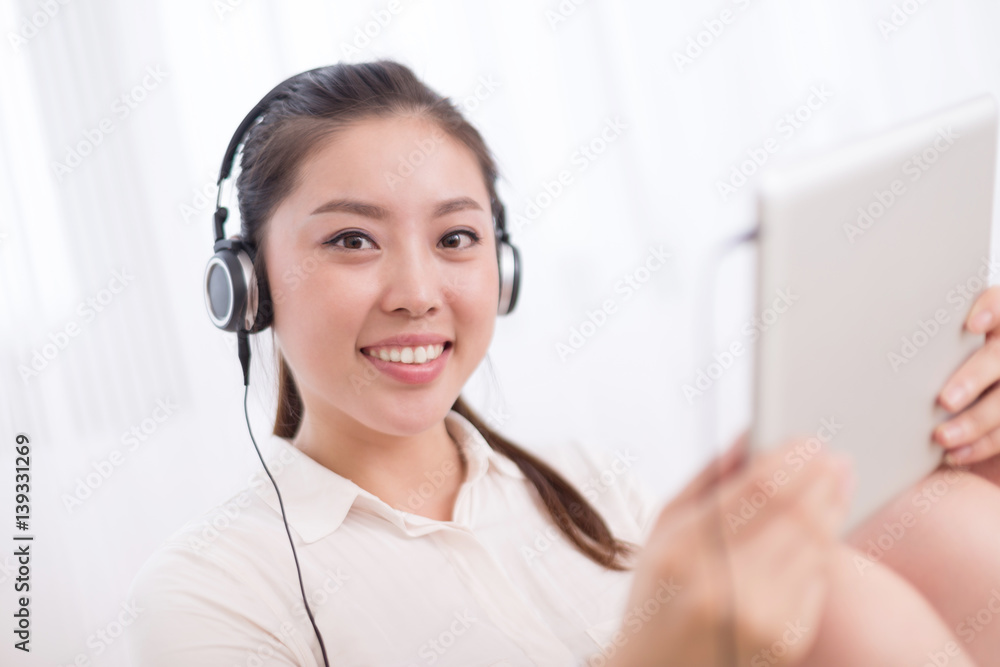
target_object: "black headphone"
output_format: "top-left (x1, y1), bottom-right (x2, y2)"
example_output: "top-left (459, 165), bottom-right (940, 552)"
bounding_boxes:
top-left (204, 70), bottom-right (521, 339)
top-left (201, 67), bottom-right (521, 667)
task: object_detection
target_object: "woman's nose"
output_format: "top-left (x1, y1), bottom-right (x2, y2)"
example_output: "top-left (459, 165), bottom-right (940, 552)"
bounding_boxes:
top-left (380, 243), bottom-right (445, 316)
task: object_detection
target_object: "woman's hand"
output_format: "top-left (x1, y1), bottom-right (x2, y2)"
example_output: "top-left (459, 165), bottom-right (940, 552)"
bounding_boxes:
top-left (935, 285), bottom-right (1000, 466)
top-left (604, 435), bottom-right (853, 667)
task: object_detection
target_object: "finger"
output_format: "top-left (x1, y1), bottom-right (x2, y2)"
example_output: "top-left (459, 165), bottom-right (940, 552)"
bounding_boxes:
top-left (938, 335), bottom-right (1000, 413)
top-left (964, 285), bottom-right (1000, 334)
top-left (668, 431), bottom-right (750, 508)
top-left (722, 450), bottom-right (850, 546)
top-left (723, 471), bottom-right (842, 652)
top-left (944, 428), bottom-right (1000, 466)
top-left (934, 381), bottom-right (1000, 449)
top-left (710, 440), bottom-right (846, 536)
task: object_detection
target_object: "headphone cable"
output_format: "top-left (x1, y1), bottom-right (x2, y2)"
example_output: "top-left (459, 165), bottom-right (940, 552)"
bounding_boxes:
top-left (238, 330), bottom-right (331, 667)
top-left (696, 225), bottom-right (759, 667)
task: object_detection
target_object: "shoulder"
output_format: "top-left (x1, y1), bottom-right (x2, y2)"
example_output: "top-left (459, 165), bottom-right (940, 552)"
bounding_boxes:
top-left (535, 439), bottom-right (662, 545)
top-left (127, 483), bottom-right (275, 609)
top-left (125, 487), bottom-right (310, 665)
top-left (146, 477), bottom-right (283, 564)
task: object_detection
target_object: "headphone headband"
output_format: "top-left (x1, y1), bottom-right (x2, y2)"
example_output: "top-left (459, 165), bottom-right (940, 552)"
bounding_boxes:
top-left (214, 67), bottom-right (329, 242)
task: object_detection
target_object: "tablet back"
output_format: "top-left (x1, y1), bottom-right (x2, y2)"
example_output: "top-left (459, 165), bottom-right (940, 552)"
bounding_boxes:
top-left (751, 95), bottom-right (998, 534)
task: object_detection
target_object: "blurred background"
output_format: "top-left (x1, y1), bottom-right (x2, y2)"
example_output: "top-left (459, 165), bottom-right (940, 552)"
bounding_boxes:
top-left (1, 0), bottom-right (999, 663)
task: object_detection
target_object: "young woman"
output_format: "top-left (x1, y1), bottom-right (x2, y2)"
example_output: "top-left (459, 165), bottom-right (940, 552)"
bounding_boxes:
top-left (128, 60), bottom-right (1000, 666)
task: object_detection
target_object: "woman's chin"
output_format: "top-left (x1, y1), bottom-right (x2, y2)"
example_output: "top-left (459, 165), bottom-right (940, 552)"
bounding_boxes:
top-left (357, 394), bottom-right (459, 436)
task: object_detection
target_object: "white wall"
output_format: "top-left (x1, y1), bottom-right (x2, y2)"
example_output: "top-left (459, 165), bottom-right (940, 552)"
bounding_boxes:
top-left (1, 0), bottom-right (998, 664)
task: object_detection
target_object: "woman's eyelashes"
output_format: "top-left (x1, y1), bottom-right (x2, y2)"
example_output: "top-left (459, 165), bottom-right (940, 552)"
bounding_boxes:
top-left (323, 229), bottom-right (482, 251)
top-left (324, 231), bottom-right (376, 250)
top-left (440, 229), bottom-right (481, 249)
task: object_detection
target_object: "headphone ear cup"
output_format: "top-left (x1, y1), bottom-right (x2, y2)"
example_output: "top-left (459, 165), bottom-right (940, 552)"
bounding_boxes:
top-left (204, 239), bottom-right (263, 332)
top-left (497, 238), bottom-right (521, 316)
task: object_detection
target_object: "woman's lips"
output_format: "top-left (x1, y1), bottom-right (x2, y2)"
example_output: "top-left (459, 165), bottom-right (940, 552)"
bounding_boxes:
top-left (360, 343), bottom-right (452, 385)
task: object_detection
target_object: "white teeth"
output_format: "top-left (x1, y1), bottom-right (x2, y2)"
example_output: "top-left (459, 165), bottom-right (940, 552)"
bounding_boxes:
top-left (365, 344), bottom-right (446, 365)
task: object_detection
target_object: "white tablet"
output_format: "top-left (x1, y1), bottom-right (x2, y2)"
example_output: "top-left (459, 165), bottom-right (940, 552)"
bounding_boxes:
top-left (750, 94), bottom-right (999, 534)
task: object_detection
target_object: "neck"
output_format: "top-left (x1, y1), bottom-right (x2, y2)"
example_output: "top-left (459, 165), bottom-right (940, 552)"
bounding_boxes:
top-left (291, 406), bottom-right (468, 522)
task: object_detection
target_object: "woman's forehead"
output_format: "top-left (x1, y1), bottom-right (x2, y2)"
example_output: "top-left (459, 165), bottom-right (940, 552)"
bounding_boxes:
top-left (288, 117), bottom-right (489, 207)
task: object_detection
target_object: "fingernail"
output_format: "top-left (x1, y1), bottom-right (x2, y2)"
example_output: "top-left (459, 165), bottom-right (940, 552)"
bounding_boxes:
top-left (944, 385), bottom-right (967, 409)
top-left (830, 455), bottom-right (856, 504)
top-left (839, 466), bottom-right (856, 504)
top-left (937, 422), bottom-right (964, 445)
top-left (971, 310), bottom-right (993, 331)
top-left (945, 444), bottom-right (973, 466)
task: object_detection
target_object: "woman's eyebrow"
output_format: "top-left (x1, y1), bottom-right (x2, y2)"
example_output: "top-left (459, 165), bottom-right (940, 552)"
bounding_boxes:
top-left (308, 196), bottom-right (483, 220)
top-left (433, 196), bottom-right (483, 217)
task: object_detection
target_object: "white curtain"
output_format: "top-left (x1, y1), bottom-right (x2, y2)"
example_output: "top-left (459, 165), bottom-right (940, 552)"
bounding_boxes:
top-left (1, 0), bottom-right (998, 663)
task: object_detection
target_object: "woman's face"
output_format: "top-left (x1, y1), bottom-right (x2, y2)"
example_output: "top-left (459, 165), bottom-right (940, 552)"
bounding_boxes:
top-left (264, 115), bottom-right (499, 437)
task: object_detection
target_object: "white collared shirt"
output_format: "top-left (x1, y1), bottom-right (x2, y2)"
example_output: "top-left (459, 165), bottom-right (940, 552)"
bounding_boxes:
top-left (126, 410), bottom-right (661, 666)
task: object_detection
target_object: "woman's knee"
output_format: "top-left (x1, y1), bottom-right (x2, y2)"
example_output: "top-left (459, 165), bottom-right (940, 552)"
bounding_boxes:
top-left (843, 466), bottom-right (1000, 662)
top-left (799, 543), bottom-right (972, 667)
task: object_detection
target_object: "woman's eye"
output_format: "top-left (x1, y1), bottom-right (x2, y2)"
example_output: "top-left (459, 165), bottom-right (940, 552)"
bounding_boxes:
top-left (440, 230), bottom-right (481, 249)
top-left (325, 232), bottom-right (376, 250)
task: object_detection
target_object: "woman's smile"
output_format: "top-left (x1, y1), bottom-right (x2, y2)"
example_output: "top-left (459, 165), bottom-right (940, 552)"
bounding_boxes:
top-left (362, 342), bottom-right (447, 363)
top-left (361, 341), bottom-right (453, 384)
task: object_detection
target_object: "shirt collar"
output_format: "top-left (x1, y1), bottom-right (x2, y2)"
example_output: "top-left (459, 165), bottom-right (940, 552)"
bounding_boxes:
top-left (253, 409), bottom-right (525, 543)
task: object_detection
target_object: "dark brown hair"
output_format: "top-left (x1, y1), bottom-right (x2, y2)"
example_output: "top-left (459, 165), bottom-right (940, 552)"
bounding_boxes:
top-left (235, 60), bottom-right (639, 571)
